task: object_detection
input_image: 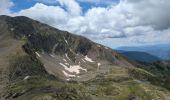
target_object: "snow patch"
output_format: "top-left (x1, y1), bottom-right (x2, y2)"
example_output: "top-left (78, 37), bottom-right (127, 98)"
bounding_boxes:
top-left (50, 54), bottom-right (55, 58)
top-left (66, 78), bottom-right (71, 81)
top-left (77, 76), bottom-right (81, 78)
top-left (82, 59), bottom-right (86, 62)
top-left (60, 63), bottom-right (68, 68)
top-left (63, 59), bottom-right (67, 62)
top-left (65, 63), bottom-right (69, 66)
top-left (52, 44), bottom-right (58, 53)
top-left (84, 56), bottom-right (94, 62)
top-left (35, 52), bottom-right (41, 57)
top-left (69, 48), bottom-right (74, 53)
top-left (65, 54), bottom-right (71, 60)
top-left (97, 63), bottom-right (101, 70)
top-left (60, 63), bottom-right (87, 74)
top-left (98, 63), bottom-right (101, 66)
top-left (10, 28), bottom-right (14, 31)
top-left (24, 76), bottom-right (30, 80)
top-left (62, 70), bottom-right (75, 77)
top-left (64, 37), bottom-right (68, 45)
top-left (68, 65), bottom-right (87, 74)
top-left (28, 34), bottom-right (31, 37)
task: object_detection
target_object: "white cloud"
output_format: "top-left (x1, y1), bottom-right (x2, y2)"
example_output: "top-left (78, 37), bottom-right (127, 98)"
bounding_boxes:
top-left (2, 0), bottom-right (170, 47)
top-left (0, 0), bottom-right (14, 15)
top-left (123, 0), bottom-right (170, 30)
top-left (58, 0), bottom-right (82, 16)
top-left (15, 3), bottom-right (69, 29)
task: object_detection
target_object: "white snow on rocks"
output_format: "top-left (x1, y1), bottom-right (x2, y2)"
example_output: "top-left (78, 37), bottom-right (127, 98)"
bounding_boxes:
top-left (70, 65), bottom-right (87, 74)
top-left (98, 63), bottom-right (101, 66)
top-left (60, 63), bottom-right (68, 68)
top-left (35, 52), bottom-right (41, 57)
top-left (50, 54), bottom-right (55, 58)
top-left (52, 44), bottom-right (58, 53)
top-left (97, 63), bottom-right (101, 70)
top-left (65, 54), bottom-right (71, 61)
top-left (10, 28), bottom-right (14, 31)
top-left (28, 34), bottom-right (31, 37)
top-left (69, 48), bottom-right (74, 53)
top-left (24, 76), bottom-right (30, 80)
top-left (60, 63), bottom-right (87, 74)
top-left (84, 55), bottom-right (94, 62)
top-left (82, 59), bottom-right (86, 62)
top-left (66, 78), bottom-right (71, 81)
top-left (69, 65), bottom-right (87, 74)
top-left (65, 63), bottom-right (69, 66)
top-left (63, 59), bottom-right (67, 62)
top-left (64, 37), bottom-right (68, 45)
top-left (62, 70), bottom-right (75, 77)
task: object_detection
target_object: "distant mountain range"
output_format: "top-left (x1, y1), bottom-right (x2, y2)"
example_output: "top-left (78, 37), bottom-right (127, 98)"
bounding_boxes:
top-left (117, 44), bottom-right (170, 60)
top-left (118, 51), bottom-right (160, 62)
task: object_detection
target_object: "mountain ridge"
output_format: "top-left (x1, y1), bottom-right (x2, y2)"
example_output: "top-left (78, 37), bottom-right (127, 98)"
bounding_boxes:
top-left (117, 44), bottom-right (170, 60)
top-left (0, 15), bottom-right (170, 100)
top-left (118, 51), bottom-right (161, 62)
top-left (3, 15), bottom-right (135, 81)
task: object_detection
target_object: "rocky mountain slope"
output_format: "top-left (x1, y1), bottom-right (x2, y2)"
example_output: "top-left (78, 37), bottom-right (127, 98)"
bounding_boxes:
top-left (0, 15), bottom-right (170, 100)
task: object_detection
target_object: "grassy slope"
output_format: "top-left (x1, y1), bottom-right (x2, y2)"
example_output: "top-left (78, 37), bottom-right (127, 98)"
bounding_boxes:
top-left (0, 36), bottom-right (26, 99)
top-left (3, 37), bottom-right (170, 100)
top-left (7, 62), bottom-right (170, 100)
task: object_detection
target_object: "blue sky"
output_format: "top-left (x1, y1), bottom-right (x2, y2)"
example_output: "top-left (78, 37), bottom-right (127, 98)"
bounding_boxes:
top-left (11, 0), bottom-right (35, 12)
top-left (11, 0), bottom-right (119, 13)
top-left (1, 0), bottom-right (170, 48)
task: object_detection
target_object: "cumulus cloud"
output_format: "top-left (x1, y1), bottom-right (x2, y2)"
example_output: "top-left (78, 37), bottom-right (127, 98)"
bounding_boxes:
top-left (124, 0), bottom-right (170, 30)
top-left (15, 3), bottom-right (69, 29)
top-left (58, 0), bottom-right (82, 16)
top-left (1, 0), bottom-right (170, 47)
top-left (0, 0), bottom-right (14, 15)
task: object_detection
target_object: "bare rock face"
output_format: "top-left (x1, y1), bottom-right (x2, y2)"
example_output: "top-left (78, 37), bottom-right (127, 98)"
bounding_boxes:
top-left (0, 15), bottom-right (134, 81)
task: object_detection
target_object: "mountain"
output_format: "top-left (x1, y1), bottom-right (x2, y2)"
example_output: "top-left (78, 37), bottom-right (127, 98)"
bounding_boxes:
top-left (0, 15), bottom-right (170, 100)
top-left (118, 51), bottom-right (160, 62)
top-left (117, 44), bottom-right (170, 60)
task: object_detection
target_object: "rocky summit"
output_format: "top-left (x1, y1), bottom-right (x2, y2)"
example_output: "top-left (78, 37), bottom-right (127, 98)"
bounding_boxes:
top-left (0, 15), bottom-right (170, 100)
